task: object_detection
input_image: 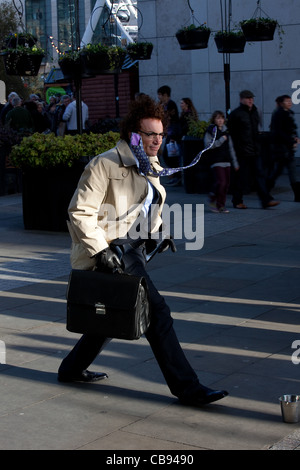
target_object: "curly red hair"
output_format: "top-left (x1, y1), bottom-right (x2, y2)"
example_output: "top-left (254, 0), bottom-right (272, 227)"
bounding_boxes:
top-left (120, 95), bottom-right (166, 142)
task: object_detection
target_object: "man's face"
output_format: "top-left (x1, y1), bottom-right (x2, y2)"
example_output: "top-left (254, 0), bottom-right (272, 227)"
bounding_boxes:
top-left (157, 93), bottom-right (168, 104)
top-left (241, 97), bottom-right (254, 109)
top-left (281, 98), bottom-right (293, 111)
top-left (139, 118), bottom-right (164, 156)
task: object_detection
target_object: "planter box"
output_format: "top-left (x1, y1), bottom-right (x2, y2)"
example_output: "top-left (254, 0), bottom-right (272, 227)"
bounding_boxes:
top-left (215, 35), bottom-right (246, 53)
top-left (182, 137), bottom-right (212, 194)
top-left (176, 29), bottom-right (210, 50)
top-left (241, 22), bottom-right (276, 41)
top-left (21, 161), bottom-right (86, 231)
top-left (1, 52), bottom-right (44, 76)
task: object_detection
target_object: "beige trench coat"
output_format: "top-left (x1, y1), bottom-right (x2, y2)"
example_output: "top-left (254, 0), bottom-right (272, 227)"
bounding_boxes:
top-left (67, 139), bottom-right (166, 269)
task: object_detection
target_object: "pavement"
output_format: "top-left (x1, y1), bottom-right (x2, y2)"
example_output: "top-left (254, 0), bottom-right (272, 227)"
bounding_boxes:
top-left (1, 171), bottom-right (300, 451)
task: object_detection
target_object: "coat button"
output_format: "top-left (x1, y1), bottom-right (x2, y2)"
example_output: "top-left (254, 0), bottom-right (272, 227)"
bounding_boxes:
top-left (122, 171), bottom-right (127, 177)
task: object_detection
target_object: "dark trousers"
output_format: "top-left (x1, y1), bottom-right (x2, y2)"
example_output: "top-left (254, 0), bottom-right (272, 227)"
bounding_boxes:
top-left (269, 153), bottom-right (298, 188)
top-left (211, 165), bottom-right (231, 209)
top-left (231, 155), bottom-right (272, 207)
top-left (59, 243), bottom-right (201, 399)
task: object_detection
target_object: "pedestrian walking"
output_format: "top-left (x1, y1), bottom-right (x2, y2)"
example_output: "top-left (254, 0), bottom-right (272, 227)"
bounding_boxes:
top-left (227, 90), bottom-right (279, 209)
top-left (204, 110), bottom-right (239, 213)
top-left (58, 95), bottom-right (228, 407)
top-left (269, 94), bottom-right (300, 201)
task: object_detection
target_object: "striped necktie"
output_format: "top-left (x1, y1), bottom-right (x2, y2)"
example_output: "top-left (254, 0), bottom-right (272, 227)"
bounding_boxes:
top-left (130, 127), bottom-right (217, 177)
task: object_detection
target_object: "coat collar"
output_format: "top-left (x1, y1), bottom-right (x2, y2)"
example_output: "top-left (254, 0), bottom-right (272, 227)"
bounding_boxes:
top-left (116, 139), bottom-right (161, 169)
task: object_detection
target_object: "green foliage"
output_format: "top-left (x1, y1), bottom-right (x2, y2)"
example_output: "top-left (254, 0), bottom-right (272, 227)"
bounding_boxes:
top-left (58, 50), bottom-right (81, 62)
top-left (0, 3), bottom-right (31, 98)
top-left (9, 131), bottom-right (120, 169)
top-left (240, 18), bottom-right (278, 27)
top-left (177, 23), bottom-right (211, 34)
top-left (187, 120), bottom-right (209, 138)
top-left (0, 126), bottom-right (25, 149)
top-left (215, 30), bottom-right (244, 37)
top-left (2, 45), bottom-right (44, 56)
top-left (127, 42), bottom-right (153, 53)
top-left (80, 43), bottom-right (126, 68)
top-left (0, 2), bottom-right (19, 50)
top-left (2, 33), bottom-right (44, 55)
top-left (126, 42), bottom-right (153, 60)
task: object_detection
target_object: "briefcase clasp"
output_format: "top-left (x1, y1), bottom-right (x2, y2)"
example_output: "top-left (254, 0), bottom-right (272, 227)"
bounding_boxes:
top-left (95, 302), bottom-right (106, 315)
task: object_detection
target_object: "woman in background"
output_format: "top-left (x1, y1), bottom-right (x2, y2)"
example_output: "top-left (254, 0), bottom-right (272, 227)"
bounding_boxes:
top-left (204, 110), bottom-right (239, 213)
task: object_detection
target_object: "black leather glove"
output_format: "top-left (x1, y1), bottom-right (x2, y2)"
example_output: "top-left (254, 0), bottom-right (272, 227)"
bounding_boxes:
top-left (94, 248), bottom-right (123, 273)
top-left (157, 237), bottom-right (177, 254)
top-left (145, 238), bottom-right (158, 255)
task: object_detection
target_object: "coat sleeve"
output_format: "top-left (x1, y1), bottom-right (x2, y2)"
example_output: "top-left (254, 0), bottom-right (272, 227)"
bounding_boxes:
top-left (68, 157), bottom-right (110, 257)
top-left (228, 135), bottom-right (239, 169)
top-left (62, 103), bottom-right (72, 123)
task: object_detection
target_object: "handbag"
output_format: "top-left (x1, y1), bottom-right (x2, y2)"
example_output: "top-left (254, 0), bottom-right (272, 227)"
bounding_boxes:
top-left (66, 269), bottom-right (150, 340)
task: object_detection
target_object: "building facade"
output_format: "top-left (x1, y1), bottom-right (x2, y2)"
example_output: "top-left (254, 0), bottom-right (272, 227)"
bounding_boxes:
top-left (137, 0), bottom-right (300, 151)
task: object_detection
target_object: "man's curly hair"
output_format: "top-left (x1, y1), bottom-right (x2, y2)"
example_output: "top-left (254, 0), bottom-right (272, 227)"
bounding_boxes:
top-left (120, 95), bottom-right (167, 142)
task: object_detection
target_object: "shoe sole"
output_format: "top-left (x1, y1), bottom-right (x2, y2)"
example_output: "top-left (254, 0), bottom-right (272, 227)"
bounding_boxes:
top-left (58, 373), bottom-right (108, 383)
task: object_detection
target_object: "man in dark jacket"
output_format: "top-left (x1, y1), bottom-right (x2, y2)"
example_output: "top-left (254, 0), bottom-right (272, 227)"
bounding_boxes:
top-left (227, 90), bottom-right (279, 209)
top-left (269, 95), bottom-right (300, 201)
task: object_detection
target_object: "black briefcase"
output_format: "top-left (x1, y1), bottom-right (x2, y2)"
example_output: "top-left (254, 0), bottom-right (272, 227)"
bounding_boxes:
top-left (66, 269), bottom-right (150, 340)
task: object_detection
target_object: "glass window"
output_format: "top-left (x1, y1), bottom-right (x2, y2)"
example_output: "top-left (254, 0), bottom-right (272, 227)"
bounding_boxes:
top-left (25, 0), bottom-right (47, 52)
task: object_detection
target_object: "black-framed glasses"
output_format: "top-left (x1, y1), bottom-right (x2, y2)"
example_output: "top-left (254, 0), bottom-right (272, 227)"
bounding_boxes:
top-left (139, 130), bottom-right (167, 139)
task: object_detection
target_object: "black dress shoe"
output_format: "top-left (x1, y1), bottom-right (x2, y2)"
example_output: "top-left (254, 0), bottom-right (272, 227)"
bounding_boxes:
top-left (179, 388), bottom-right (228, 406)
top-left (58, 369), bottom-right (108, 383)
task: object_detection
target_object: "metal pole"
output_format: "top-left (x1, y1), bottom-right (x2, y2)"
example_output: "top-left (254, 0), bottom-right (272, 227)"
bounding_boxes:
top-left (74, 0), bottom-right (83, 134)
top-left (224, 60), bottom-right (230, 116)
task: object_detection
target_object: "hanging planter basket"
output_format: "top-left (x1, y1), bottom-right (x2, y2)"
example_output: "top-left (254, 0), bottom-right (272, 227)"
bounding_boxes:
top-left (58, 54), bottom-right (95, 79)
top-left (80, 49), bottom-right (126, 75)
top-left (78, 44), bottom-right (126, 75)
top-left (215, 33), bottom-right (246, 53)
top-left (176, 27), bottom-right (211, 50)
top-left (240, 19), bottom-right (277, 42)
top-left (127, 42), bottom-right (153, 60)
top-left (1, 51), bottom-right (44, 76)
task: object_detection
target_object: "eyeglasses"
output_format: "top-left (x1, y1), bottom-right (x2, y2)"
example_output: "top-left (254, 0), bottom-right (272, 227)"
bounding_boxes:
top-left (139, 130), bottom-right (167, 139)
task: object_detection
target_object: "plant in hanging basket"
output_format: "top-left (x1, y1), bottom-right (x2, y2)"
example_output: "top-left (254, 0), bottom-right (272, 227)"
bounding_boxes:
top-left (2, 32), bottom-right (38, 49)
top-left (80, 43), bottom-right (127, 74)
top-left (58, 50), bottom-right (85, 79)
top-left (127, 42), bottom-right (153, 60)
top-left (214, 30), bottom-right (246, 53)
top-left (176, 24), bottom-right (211, 50)
top-left (1, 42), bottom-right (45, 76)
top-left (240, 17), bottom-right (278, 41)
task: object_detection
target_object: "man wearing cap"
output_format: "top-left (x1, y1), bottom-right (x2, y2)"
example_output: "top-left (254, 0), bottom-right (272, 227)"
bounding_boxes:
top-left (227, 90), bottom-right (279, 209)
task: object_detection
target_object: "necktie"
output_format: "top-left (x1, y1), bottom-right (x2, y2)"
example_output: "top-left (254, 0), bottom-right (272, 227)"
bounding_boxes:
top-left (130, 127), bottom-right (217, 177)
